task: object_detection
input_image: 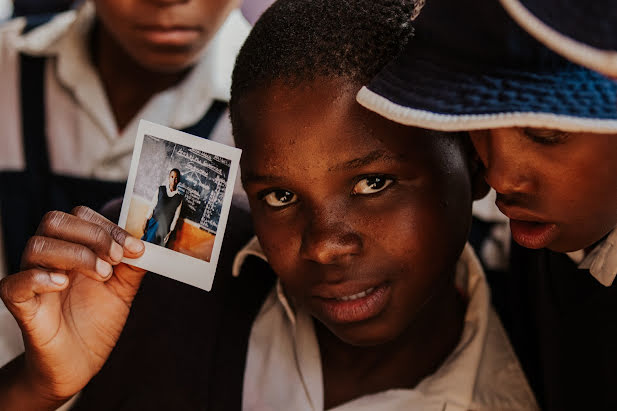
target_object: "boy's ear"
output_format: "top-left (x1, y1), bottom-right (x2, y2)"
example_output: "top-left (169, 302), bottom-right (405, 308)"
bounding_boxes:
top-left (471, 161), bottom-right (490, 200)
top-left (463, 135), bottom-right (490, 200)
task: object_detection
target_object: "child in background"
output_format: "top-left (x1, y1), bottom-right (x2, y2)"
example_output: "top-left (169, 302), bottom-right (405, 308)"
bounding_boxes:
top-left (0, 0), bottom-right (248, 276)
top-left (0, 0), bottom-right (538, 409)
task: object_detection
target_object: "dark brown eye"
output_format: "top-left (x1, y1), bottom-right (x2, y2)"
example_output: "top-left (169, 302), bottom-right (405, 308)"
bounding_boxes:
top-left (262, 189), bottom-right (297, 207)
top-left (352, 175), bottom-right (393, 195)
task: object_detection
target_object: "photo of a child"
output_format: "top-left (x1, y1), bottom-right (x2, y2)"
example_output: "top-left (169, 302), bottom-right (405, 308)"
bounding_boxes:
top-left (124, 133), bottom-right (233, 264)
top-left (141, 168), bottom-right (183, 247)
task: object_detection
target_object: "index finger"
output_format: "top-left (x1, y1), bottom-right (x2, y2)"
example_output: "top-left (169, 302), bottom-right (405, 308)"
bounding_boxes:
top-left (71, 206), bottom-right (144, 257)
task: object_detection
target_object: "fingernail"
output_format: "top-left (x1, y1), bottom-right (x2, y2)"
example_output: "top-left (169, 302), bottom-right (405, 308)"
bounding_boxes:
top-left (96, 258), bottom-right (112, 278)
top-left (125, 237), bottom-right (144, 254)
top-left (49, 273), bottom-right (67, 285)
top-left (110, 241), bottom-right (123, 263)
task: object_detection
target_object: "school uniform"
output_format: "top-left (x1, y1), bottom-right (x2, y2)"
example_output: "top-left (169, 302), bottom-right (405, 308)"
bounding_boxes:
top-left (0, 2), bottom-right (250, 276)
top-left (498, 231), bottom-right (617, 411)
top-left (142, 185), bottom-right (183, 247)
top-left (470, 196), bottom-right (617, 411)
top-left (19, 214), bottom-right (535, 410)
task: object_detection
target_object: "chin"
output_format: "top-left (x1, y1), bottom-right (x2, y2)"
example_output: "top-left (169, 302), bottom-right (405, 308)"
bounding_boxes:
top-left (135, 51), bottom-right (202, 74)
top-left (329, 322), bottom-right (401, 347)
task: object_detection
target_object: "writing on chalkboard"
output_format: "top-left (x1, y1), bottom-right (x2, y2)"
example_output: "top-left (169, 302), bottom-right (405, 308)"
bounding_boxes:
top-left (133, 135), bottom-right (231, 235)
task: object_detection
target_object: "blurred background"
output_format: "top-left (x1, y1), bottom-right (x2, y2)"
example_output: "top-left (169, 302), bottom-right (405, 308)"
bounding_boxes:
top-left (0, 0), bottom-right (276, 23)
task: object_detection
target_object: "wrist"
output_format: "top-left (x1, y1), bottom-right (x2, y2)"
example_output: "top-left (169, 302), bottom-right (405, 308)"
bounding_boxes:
top-left (0, 355), bottom-right (68, 411)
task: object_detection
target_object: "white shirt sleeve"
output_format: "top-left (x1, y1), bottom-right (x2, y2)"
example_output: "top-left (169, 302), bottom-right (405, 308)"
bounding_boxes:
top-left (0, 300), bottom-right (24, 368)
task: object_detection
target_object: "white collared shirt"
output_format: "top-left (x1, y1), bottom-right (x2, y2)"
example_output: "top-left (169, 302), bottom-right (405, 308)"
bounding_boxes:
top-left (235, 240), bottom-right (539, 411)
top-left (0, 240), bottom-right (538, 410)
top-left (0, 3), bottom-right (250, 277)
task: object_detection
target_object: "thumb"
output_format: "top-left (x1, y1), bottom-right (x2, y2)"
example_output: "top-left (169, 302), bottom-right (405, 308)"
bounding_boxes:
top-left (0, 270), bottom-right (68, 324)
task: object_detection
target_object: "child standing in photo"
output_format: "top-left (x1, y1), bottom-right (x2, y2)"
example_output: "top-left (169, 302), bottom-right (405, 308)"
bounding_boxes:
top-left (142, 168), bottom-right (183, 247)
top-left (0, 0), bottom-right (538, 409)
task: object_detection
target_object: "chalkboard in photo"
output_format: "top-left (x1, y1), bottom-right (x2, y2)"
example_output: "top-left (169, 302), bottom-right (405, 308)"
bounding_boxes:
top-left (119, 120), bottom-right (241, 291)
top-left (133, 134), bottom-right (231, 235)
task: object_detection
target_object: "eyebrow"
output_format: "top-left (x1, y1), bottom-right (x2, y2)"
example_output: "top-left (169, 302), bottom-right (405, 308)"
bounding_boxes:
top-left (243, 150), bottom-right (396, 185)
top-left (330, 150), bottom-right (395, 172)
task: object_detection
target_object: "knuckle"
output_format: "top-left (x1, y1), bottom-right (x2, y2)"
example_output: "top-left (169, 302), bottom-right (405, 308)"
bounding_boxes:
top-left (22, 236), bottom-right (47, 264)
top-left (0, 277), bottom-right (11, 302)
top-left (39, 210), bottom-right (67, 234)
top-left (89, 225), bottom-right (111, 250)
top-left (71, 205), bottom-right (95, 220)
top-left (110, 225), bottom-right (128, 244)
top-left (75, 245), bottom-right (94, 267)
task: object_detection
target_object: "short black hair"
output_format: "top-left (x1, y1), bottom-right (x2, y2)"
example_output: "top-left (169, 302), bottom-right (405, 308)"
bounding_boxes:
top-left (170, 168), bottom-right (181, 178)
top-left (230, 0), bottom-right (417, 128)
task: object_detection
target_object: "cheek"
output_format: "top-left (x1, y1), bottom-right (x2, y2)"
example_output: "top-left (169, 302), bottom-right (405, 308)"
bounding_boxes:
top-left (95, 2), bottom-right (132, 36)
top-left (252, 213), bottom-right (302, 279)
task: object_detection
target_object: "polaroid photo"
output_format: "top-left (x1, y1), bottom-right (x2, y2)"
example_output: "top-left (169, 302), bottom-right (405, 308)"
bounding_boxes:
top-left (118, 120), bottom-right (241, 291)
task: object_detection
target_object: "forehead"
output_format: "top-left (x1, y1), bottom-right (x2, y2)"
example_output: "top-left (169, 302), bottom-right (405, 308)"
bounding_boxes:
top-left (236, 80), bottom-right (455, 173)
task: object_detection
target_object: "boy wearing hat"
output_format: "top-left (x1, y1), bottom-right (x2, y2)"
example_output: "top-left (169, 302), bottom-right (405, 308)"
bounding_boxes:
top-left (0, 0), bottom-right (539, 409)
top-left (356, 0), bottom-right (617, 409)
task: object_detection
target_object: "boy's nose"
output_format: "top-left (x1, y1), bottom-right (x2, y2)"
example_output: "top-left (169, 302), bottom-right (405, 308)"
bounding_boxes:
top-left (300, 211), bottom-right (362, 265)
top-left (471, 130), bottom-right (535, 196)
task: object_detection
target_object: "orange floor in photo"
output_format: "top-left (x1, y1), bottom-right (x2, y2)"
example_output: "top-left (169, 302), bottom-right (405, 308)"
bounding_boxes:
top-left (125, 196), bottom-right (216, 262)
top-left (170, 220), bottom-right (215, 262)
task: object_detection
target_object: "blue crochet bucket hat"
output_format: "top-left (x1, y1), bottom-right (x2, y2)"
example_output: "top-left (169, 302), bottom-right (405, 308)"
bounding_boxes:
top-left (500, 0), bottom-right (617, 78)
top-left (356, 0), bottom-right (617, 132)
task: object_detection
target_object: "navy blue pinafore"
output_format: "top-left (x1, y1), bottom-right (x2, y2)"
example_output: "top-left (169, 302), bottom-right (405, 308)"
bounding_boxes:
top-left (0, 15), bottom-right (227, 274)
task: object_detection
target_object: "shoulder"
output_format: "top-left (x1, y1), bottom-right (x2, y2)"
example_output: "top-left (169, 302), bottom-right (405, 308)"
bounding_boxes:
top-left (201, 9), bottom-right (251, 102)
top-left (471, 308), bottom-right (539, 410)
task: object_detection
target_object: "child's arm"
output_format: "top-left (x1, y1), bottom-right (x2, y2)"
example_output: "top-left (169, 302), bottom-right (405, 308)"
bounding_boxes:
top-left (164, 201), bottom-right (182, 245)
top-left (0, 207), bottom-right (146, 410)
top-left (143, 192), bottom-right (158, 234)
top-left (170, 201), bottom-right (182, 233)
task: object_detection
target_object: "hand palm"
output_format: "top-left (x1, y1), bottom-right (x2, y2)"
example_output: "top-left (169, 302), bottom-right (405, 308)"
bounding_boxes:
top-left (23, 266), bottom-right (139, 397)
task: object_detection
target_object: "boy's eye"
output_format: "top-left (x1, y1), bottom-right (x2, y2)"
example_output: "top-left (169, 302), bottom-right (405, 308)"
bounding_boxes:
top-left (522, 128), bottom-right (570, 145)
top-left (261, 189), bottom-right (298, 207)
top-left (352, 175), bottom-right (393, 195)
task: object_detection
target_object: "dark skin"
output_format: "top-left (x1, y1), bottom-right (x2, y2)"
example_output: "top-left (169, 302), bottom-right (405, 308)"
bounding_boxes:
top-left (0, 82), bottom-right (484, 409)
top-left (236, 78), bottom-right (486, 408)
top-left (470, 128), bottom-right (617, 252)
top-left (0, 208), bottom-right (146, 410)
top-left (92, 0), bottom-right (240, 132)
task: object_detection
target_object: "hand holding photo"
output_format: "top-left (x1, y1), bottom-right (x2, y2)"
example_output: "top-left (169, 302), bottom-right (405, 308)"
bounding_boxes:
top-left (118, 120), bottom-right (241, 291)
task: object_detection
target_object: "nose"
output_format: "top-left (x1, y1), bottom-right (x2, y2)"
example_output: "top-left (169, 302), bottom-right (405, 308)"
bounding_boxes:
top-left (469, 129), bottom-right (535, 195)
top-left (300, 207), bottom-right (362, 265)
top-left (148, 0), bottom-right (189, 5)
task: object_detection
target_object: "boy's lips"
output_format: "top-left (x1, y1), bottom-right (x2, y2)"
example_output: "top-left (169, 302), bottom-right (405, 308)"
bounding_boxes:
top-left (135, 25), bottom-right (202, 47)
top-left (509, 220), bottom-right (559, 249)
top-left (496, 200), bottom-right (559, 249)
top-left (312, 282), bottom-right (391, 324)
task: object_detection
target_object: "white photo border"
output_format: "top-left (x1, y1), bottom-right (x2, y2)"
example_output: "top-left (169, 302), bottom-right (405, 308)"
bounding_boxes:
top-left (118, 120), bottom-right (242, 291)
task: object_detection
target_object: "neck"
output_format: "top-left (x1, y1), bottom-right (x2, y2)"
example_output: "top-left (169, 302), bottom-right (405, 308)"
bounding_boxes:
top-left (316, 279), bottom-right (465, 409)
top-left (93, 21), bottom-right (192, 133)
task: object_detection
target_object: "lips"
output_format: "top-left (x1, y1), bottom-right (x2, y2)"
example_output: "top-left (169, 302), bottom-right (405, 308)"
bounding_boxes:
top-left (496, 200), bottom-right (559, 249)
top-left (312, 282), bottom-right (391, 324)
top-left (135, 25), bottom-right (202, 48)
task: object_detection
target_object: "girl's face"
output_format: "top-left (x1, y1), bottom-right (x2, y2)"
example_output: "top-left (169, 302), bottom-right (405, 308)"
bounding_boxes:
top-left (94, 0), bottom-right (240, 73)
top-left (470, 128), bottom-right (617, 252)
top-left (169, 170), bottom-right (180, 191)
top-left (237, 79), bottom-right (475, 346)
